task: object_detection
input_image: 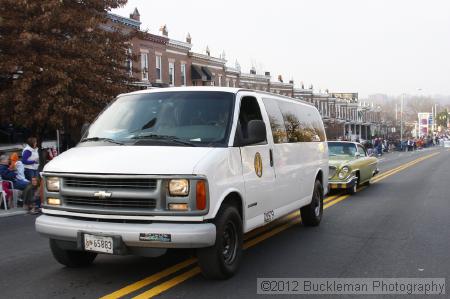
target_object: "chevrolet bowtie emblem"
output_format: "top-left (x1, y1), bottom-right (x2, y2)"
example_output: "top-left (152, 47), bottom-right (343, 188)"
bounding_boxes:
top-left (93, 191), bottom-right (112, 199)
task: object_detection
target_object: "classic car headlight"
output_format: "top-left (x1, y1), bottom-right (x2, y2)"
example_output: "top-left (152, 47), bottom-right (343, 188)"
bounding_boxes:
top-left (168, 179), bottom-right (189, 196)
top-left (46, 177), bottom-right (60, 192)
top-left (338, 166), bottom-right (350, 179)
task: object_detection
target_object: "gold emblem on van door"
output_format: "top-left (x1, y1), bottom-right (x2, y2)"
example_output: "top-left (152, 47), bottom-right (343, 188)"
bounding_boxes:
top-left (254, 152), bottom-right (263, 177)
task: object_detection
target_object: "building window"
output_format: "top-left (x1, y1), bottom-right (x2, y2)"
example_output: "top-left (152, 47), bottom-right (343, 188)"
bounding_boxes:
top-left (155, 55), bottom-right (162, 81)
top-left (126, 48), bottom-right (133, 77)
top-left (169, 62), bottom-right (175, 86)
top-left (181, 63), bottom-right (186, 86)
top-left (140, 53), bottom-right (148, 81)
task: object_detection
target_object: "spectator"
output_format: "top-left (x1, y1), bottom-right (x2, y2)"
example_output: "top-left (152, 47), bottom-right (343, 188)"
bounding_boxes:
top-left (9, 152), bottom-right (29, 184)
top-left (0, 154), bottom-right (28, 190)
top-left (22, 137), bottom-right (40, 180)
top-left (22, 177), bottom-right (41, 214)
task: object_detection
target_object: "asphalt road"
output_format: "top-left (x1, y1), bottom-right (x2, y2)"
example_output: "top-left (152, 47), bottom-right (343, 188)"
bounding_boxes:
top-left (0, 147), bottom-right (448, 298)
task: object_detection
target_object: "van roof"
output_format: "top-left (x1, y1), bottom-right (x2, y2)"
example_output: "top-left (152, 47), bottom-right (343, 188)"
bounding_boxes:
top-left (119, 86), bottom-right (313, 106)
top-left (121, 86), bottom-right (242, 96)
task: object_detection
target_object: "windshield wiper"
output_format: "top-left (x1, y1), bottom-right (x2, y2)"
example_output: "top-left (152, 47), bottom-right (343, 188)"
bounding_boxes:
top-left (80, 137), bottom-right (124, 145)
top-left (131, 134), bottom-right (196, 147)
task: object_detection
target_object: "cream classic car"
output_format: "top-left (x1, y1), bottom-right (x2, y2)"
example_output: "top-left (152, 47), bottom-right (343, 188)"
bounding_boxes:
top-left (328, 141), bottom-right (379, 194)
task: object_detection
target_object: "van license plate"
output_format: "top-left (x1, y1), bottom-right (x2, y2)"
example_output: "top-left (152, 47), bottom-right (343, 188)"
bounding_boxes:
top-left (84, 234), bottom-right (113, 254)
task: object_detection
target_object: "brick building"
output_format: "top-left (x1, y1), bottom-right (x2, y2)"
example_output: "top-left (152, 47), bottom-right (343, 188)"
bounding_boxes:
top-left (107, 8), bottom-right (382, 141)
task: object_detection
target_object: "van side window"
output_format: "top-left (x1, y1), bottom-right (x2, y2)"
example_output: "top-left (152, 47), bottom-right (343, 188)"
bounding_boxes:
top-left (276, 101), bottom-right (326, 143)
top-left (236, 96), bottom-right (266, 143)
top-left (262, 98), bottom-right (288, 144)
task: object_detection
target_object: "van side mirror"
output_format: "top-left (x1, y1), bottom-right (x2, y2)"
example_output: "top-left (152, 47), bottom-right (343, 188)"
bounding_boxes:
top-left (235, 120), bottom-right (267, 146)
top-left (81, 122), bottom-right (90, 137)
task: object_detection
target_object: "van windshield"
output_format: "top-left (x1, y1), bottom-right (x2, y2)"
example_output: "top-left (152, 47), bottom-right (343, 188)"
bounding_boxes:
top-left (83, 91), bottom-right (235, 147)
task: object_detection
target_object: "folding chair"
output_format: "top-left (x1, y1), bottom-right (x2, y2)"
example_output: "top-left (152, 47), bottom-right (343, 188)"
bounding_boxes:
top-left (0, 180), bottom-right (9, 210)
top-left (2, 180), bottom-right (18, 208)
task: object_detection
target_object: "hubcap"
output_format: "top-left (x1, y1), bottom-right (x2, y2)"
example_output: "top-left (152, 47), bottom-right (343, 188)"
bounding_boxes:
top-left (222, 221), bottom-right (238, 265)
top-left (314, 189), bottom-right (321, 217)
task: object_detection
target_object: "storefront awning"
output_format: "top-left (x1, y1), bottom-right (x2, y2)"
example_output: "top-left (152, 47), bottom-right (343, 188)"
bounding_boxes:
top-left (201, 66), bottom-right (213, 81)
top-left (191, 65), bottom-right (205, 80)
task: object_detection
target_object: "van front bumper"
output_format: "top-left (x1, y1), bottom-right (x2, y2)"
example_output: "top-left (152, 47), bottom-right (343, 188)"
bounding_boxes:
top-left (328, 176), bottom-right (358, 190)
top-left (35, 215), bottom-right (216, 250)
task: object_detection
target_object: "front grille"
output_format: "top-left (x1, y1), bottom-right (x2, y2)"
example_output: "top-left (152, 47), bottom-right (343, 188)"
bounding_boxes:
top-left (329, 166), bottom-right (337, 178)
top-left (64, 196), bottom-right (157, 209)
top-left (64, 177), bottom-right (157, 190)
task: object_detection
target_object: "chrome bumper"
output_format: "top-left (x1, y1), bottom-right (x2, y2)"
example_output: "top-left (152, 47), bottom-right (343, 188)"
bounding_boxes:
top-left (36, 215), bottom-right (216, 249)
top-left (328, 176), bottom-right (358, 189)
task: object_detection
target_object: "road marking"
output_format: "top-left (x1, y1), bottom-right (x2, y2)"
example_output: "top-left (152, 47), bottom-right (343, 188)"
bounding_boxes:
top-left (103, 151), bottom-right (440, 299)
top-left (133, 267), bottom-right (202, 299)
top-left (99, 258), bottom-right (197, 299)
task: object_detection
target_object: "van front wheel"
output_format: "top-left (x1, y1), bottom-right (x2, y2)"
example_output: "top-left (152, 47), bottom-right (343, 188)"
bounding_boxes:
top-left (50, 239), bottom-right (97, 267)
top-left (197, 205), bottom-right (243, 279)
top-left (301, 180), bottom-right (323, 227)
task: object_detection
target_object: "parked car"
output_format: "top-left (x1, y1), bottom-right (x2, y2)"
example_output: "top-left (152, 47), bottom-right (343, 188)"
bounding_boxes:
top-left (328, 141), bottom-right (378, 194)
top-left (36, 87), bottom-right (329, 279)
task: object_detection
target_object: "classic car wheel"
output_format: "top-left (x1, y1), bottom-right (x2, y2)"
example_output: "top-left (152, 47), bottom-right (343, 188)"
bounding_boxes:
top-left (347, 177), bottom-right (359, 195)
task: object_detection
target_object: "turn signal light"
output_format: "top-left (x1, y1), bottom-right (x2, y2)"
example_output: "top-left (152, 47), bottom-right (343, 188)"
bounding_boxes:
top-left (168, 203), bottom-right (189, 211)
top-left (47, 198), bottom-right (61, 205)
top-left (196, 180), bottom-right (207, 210)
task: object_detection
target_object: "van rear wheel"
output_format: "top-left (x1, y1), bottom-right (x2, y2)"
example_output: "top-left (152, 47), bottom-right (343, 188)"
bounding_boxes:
top-left (50, 239), bottom-right (97, 267)
top-left (197, 205), bottom-right (243, 279)
top-left (301, 180), bottom-right (323, 226)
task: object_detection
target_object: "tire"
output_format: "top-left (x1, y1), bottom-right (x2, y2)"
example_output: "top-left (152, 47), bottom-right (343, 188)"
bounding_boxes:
top-left (347, 176), bottom-right (359, 195)
top-left (49, 239), bottom-right (97, 268)
top-left (197, 205), bottom-right (243, 279)
top-left (301, 180), bottom-right (323, 227)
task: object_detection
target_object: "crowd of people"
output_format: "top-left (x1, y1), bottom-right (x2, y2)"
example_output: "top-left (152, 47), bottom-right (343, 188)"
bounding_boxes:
top-left (0, 137), bottom-right (44, 214)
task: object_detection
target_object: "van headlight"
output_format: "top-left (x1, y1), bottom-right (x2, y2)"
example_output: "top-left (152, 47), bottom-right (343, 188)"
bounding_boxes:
top-left (338, 166), bottom-right (350, 179)
top-left (168, 179), bottom-right (189, 196)
top-left (46, 177), bottom-right (60, 192)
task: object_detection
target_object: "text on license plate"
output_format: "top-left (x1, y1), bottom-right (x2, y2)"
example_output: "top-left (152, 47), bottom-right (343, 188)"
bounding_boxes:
top-left (84, 234), bottom-right (113, 254)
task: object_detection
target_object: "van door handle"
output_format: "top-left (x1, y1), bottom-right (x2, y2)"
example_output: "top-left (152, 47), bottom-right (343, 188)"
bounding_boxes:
top-left (269, 149), bottom-right (274, 167)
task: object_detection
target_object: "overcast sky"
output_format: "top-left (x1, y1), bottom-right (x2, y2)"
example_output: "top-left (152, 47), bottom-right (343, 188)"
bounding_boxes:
top-left (112, 0), bottom-right (450, 98)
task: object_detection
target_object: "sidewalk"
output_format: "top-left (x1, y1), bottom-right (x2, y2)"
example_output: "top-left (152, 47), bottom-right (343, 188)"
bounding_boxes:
top-left (0, 207), bottom-right (26, 218)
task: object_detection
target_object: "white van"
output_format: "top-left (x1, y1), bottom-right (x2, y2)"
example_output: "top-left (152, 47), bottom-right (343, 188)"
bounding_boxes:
top-left (36, 87), bottom-right (328, 279)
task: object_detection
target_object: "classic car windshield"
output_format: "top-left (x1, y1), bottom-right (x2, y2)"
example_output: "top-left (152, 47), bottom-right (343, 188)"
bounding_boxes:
top-left (83, 91), bottom-right (235, 147)
top-left (328, 142), bottom-right (357, 157)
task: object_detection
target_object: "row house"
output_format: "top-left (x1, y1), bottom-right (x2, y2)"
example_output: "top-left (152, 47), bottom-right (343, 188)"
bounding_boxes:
top-left (294, 88), bottom-right (381, 140)
top-left (108, 9), bottom-right (381, 141)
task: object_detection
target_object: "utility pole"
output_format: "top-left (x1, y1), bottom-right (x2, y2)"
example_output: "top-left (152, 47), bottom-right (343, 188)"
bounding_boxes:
top-left (400, 94), bottom-right (404, 149)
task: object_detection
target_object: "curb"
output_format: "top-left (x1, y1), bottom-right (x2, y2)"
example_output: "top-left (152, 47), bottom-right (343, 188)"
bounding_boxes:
top-left (0, 210), bottom-right (27, 218)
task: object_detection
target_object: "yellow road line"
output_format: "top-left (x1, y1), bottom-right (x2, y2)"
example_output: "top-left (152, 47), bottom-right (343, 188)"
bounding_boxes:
top-left (99, 258), bottom-right (197, 299)
top-left (324, 194), bottom-right (349, 209)
top-left (324, 194), bottom-right (341, 203)
top-left (132, 267), bottom-right (202, 299)
top-left (104, 151), bottom-right (440, 299)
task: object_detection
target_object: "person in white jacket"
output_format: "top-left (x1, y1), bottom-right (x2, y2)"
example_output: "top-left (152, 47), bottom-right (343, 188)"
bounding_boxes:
top-left (21, 137), bottom-right (40, 180)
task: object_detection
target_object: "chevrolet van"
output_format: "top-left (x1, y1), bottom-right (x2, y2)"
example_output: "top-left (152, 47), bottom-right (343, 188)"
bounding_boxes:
top-left (36, 87), bottom-right (328, 279)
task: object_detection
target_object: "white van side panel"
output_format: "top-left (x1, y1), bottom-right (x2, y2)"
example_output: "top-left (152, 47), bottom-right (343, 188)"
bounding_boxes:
top-left (194, 91), bottom-right (328, 235)
top-left (193, 148), bottom-right (246, 221)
